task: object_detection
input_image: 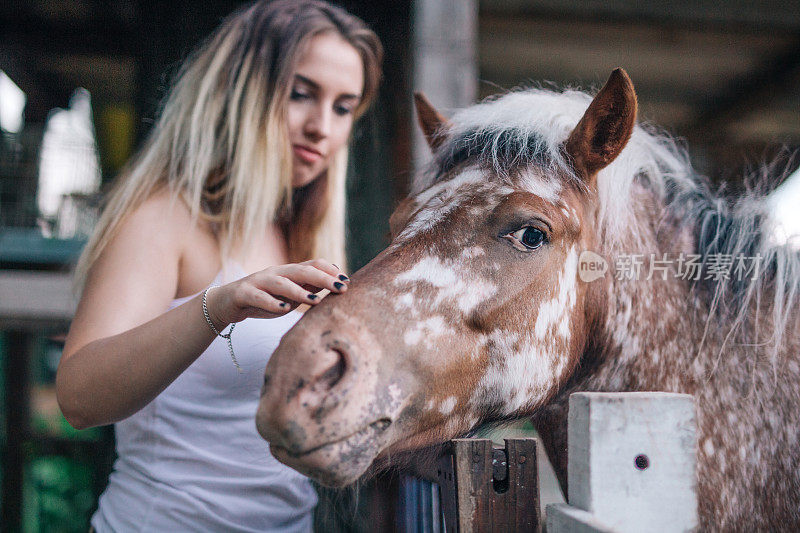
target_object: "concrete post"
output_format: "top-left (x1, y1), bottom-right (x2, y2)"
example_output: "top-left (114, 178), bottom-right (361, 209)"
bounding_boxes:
top-left (547, 392), bottom-right (698, 533)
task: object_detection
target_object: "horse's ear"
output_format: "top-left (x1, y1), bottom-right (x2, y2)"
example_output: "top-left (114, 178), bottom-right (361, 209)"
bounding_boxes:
top-left (389, 197), bottom-right (418, 239)
top-left (565, 68), bottom-right (637, 182)
top-left (414, 92), bottom-right (450, 151)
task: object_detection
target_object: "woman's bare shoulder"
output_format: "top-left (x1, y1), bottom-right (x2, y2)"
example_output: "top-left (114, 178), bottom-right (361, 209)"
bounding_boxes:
top-left (122, 189), bottom-right (194, 235)
top-left (111, 189), bottom-right (218, 260)
top-left (118, 189), bottom-right (220, 296)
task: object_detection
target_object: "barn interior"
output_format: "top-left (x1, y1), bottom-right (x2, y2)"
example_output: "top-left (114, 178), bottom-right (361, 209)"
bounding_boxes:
top-left (1, 0), bottom-right (798, 530)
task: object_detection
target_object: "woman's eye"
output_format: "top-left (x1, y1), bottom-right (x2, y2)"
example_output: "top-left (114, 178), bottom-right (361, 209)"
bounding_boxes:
top-left (505, 226), bottom-right (547, 250)
top-left (334, 105), bottom-right (353, 116)
top-left (290, 89), bottom-right (311, 100)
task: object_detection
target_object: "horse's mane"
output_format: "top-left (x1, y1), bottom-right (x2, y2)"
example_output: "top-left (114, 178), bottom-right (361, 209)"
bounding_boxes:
top-left (415, 85), bottom-right (800, 363)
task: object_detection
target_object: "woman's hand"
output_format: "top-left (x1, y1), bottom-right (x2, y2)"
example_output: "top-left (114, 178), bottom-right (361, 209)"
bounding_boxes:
top-left (204, 259), bottom-right (349, 328)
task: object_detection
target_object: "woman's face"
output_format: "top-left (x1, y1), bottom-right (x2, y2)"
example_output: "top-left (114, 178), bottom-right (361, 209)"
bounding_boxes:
top-left (287, 32), bottom-right (365, 188)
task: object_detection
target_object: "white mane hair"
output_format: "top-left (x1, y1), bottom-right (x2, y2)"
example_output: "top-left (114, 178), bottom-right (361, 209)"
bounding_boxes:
top-left (413, 85), bottom-right (800, 364)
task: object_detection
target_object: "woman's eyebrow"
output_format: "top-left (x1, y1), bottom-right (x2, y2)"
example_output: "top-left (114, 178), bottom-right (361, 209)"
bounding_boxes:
top-left (294, 74), bottom-right (361, 100)
top-left (294, 74), bottom-right (319, 89)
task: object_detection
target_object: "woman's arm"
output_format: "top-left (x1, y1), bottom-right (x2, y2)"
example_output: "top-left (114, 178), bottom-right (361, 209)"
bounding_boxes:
top-left (57, 196), bottom-right (347, 429)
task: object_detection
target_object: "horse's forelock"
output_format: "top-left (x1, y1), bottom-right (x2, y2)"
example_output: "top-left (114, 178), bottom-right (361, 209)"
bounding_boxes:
top-left (411, 86), bottom-right (699, 252)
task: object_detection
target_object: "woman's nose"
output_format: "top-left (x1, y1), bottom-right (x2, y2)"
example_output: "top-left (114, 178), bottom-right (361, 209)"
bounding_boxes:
top-left (304, 105), bottom-right (331, 140)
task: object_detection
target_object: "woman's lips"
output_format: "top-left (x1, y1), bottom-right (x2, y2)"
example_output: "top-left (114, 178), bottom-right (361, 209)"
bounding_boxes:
top-left (293, 145), bottom-right (323, 164)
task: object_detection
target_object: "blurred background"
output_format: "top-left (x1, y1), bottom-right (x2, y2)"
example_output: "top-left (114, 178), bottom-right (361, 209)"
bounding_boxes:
top-left (1, 0), bottom-right (798, 531)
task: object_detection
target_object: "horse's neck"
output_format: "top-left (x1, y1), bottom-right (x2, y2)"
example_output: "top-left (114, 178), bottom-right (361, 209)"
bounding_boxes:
top-left (586, 186), bottom-right (798, 394)
top-left (582, 190), bottom-right (697, 387)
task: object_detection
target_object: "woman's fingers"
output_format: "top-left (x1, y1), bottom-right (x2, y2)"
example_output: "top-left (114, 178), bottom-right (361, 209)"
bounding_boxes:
top-left (302, 258), bottom-right (349, 282)
top-left (267, 263), bottom-right (347, 294)
top-left (256, 273), bottom-right (326, 304)
top-left (242, 285), bottom-right (293, 315)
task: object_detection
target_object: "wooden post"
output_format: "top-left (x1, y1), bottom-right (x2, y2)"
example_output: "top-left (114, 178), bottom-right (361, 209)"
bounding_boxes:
top-left (0, 269), bottom-right (77, 530)
top-left (547, 392), bottom-right (697, 533)
top-left (2, 330), bottom-right (29, 531)
top-left (411, 0), bottom-right (478, 172)
top-left (432, 438), bottom-right (540, 532)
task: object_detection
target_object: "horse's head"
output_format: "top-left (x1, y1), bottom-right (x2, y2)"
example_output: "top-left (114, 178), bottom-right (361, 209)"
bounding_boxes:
top-left (257, 69), bottom-right (638, 486)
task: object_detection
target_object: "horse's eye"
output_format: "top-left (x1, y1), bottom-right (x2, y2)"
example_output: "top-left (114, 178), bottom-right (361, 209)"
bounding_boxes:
top-left (505, 226), bottom-right (547, 251)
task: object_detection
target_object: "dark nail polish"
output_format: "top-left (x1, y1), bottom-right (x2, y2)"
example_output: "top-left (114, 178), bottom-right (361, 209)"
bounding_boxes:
top-left (308, 294), bottom-right (318, 300)
top-left (279, 302), bottom-right (289, 308)
top-left (334, 281), bottom-right (344, 290)
top-left (338, 274), bottom-right (349, 282)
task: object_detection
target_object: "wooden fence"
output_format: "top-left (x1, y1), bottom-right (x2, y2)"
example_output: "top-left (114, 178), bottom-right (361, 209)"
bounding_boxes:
top-left (403, 392), bottom-right (697, 533)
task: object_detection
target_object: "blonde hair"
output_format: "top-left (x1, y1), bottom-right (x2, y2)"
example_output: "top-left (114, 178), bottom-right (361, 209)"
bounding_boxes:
top-left (76, 0), bottom-right (382, 285)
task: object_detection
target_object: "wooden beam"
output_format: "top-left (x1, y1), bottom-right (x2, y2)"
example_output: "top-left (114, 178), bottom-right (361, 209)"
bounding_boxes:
top-left (690, 39), bottom-right (800, 141)
top-left (0, 5), bottom-right (140, 56)
top-left (478, 16), bottom-right (794, 95)
top-left (0, 270), bottom-right (76, 328)
top-left (480, 0), bottom-right (800, 34)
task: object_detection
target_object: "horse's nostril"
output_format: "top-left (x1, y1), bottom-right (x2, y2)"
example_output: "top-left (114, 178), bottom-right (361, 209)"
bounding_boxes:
top-left (370, 418), bottom-right (392, 432)
top-left (318, 347), bottom-right (347, 390)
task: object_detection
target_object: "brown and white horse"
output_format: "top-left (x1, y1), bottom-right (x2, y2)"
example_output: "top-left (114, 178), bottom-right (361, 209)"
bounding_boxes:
top-left (257, 69), bottom-right (800, 530)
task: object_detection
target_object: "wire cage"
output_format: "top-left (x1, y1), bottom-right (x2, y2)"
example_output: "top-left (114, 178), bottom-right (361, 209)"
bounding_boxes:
top-left (0, 88), bottom-right (102, 240)
top-left (0, 128), bottom-right (42, 229)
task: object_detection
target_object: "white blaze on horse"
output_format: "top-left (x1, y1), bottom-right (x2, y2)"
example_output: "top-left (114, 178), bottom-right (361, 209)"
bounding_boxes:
top-left (257, 69), bottom-right (800, 530)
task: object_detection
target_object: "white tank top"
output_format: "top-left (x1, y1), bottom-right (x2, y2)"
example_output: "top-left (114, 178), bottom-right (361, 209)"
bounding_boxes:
top-left (91, 265), bottom-right (317, 532)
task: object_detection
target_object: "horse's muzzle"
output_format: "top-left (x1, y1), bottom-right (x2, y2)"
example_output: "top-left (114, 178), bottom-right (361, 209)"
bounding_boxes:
top-left (256, 303), bottom-right (404, 484)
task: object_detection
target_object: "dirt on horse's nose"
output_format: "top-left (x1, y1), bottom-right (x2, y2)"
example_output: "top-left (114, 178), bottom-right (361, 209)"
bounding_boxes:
top-left (257, 326), bottom-right (358, 452)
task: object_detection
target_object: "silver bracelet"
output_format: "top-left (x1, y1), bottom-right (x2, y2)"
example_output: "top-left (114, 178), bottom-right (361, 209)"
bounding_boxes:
top-left (202, 287), bottom-right (241, 373)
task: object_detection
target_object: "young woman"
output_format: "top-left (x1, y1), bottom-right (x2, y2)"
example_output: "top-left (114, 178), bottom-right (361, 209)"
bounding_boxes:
top-left (55, 1), bottom-right (382, 530)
